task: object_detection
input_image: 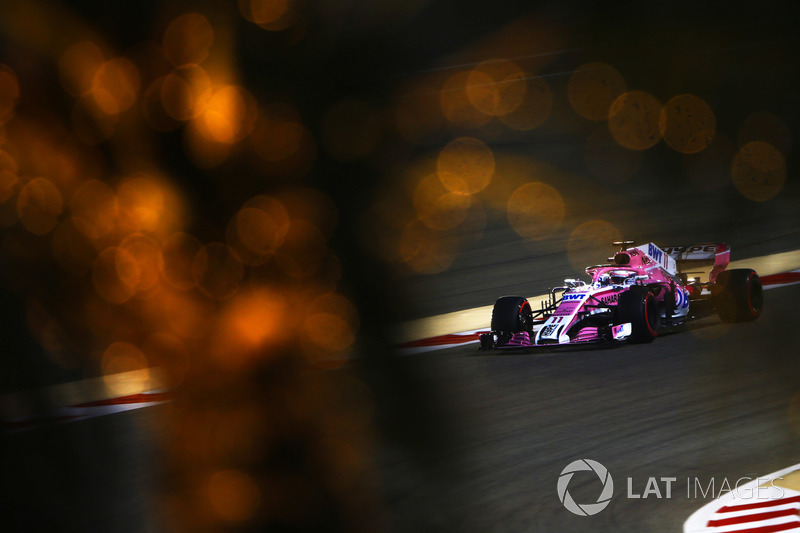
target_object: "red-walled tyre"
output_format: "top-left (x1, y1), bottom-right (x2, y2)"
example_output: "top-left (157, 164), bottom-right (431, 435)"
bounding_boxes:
top-left (616, 287), bottom-right (659, 343)
top-left (491, 296), bottom-right (533, 334)
top-left (714, 269), bottom-right (762, 322)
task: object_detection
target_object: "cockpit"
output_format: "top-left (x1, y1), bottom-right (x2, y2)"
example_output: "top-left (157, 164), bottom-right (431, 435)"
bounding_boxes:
top-left (594, 269), bottom-right (638, 288)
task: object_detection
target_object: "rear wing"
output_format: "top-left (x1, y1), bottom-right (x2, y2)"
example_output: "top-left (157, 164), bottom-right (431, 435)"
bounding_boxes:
top-left (663, 243), bottom-right (730, 283)
top-left (633, 242), bottom-right (677, 276)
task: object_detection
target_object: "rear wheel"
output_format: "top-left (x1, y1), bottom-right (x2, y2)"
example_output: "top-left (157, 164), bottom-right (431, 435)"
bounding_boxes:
top-left (714, 269), bottom-right (762, 322)
top-left (491, 296), bottom-right (533, 334)
top-left (616, 287), bottom-right (659, 343)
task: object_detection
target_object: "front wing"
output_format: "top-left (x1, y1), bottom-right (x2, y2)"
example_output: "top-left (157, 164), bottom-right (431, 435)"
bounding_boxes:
top-left (480, 323), bottom-right (633, 350)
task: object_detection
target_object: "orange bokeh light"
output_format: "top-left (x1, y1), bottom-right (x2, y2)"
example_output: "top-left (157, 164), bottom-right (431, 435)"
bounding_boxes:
top-left (240, 0), bottom-right (296, 31)
top-left (183, 119), bottom-right (231, 168)
top-left (163, 13), bottom-right (214, 67)
top-left (161, 64), bottom-right (212, 122)
top-left (225, 291), bottom-right (285, 350)
top-left (0, 169), bottom-right (19, 203)
top-left (507, 182), bottom-right (565, 241)
top-left (237, 207), bottom-right (285, 254)
top-left (17, 177), bottom-right (63, 235)
top-left (117, 174), bottom-right (182, 236)
top-left (398, 219), bottom-right (457, 275)
top-left (0, 149), bottom-right (18, 174)
top-left (211, 288), bottom-right (287, 369)
top-left (567, 220), bottom-right (622, 271)
top-left (608, 91), bottom-right (662, 150)
top-left (302, 313), bottom-right (354, 368)
top-left (101, 341), bottom-right (151, 396)
top-left (466, 59), bottom-right (527, 117)
top-left (146, 290), bottom-right (215, 340)
top-left (208, 469), bottom-right (261, 522)
top-left (119, 233), bottom-right (162, 295)
top-left (413, 173), bottom-right (471, 231)
top-left (91, 58), bottom-right (141, 115)
top-left (93, 246), bottom-right (137, 304)
top-left (0, 65), bottom-right (20, 124)
top-left (118, 176), bottom-right (165, 232)
top-left (194, 85), bottom-right (257, 145)
top-left (228, 195), bottom-right (290, 265)
top-left (58, 41), bottom-right (105, 97)
top-left (102, 341), bottom-right (149, 376)
top-left (300, 293), bottom-right (358, 367)
top-left (568, 62), bottom-right (627, 121)
top-left (659, 94), bottom-right (716, 154)
top-left (437, 137), bottom-right (494, 194)
top-left (248, 102), bottom-right (317, 178)
top-left (731, 141), bottom-right (786, 202)
top-left (440, 71), bottom-right (492, 128)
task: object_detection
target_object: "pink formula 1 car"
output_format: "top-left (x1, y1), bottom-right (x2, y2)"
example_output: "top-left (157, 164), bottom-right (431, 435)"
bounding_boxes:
top-left (479, 241), bottom-right (763, 350)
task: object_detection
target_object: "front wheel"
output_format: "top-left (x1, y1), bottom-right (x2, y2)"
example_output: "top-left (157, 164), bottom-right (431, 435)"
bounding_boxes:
top-left (491, 296), bottom-right (533, 335)
top-left (714, 269), bottom-right (762, 322)
top-left (616, 287), bottom-right (659, 343)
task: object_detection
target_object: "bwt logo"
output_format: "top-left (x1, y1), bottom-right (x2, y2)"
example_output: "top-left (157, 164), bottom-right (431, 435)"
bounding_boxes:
top-left (557, 459), bottom-right (614, 516)
top-left (647, 243), bottom-right (663, 263)
top-left (563, 293), bottom-right (585, 301)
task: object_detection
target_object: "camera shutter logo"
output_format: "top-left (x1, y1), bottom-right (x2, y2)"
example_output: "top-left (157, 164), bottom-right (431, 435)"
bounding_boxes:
top-left (557, 459), bottom-right (614, 516)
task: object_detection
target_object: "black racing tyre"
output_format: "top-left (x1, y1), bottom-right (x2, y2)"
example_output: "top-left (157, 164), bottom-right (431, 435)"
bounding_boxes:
top-left (491, 296), bottom-right (533, 334)
top-left (616, 287), bottom-right (659, 343)
top-left (714, 269), bottom-right (762, 322)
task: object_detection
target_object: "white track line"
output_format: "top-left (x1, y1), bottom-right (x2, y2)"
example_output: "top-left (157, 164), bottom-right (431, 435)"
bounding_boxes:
top-left (0, 368), bottom-right (168, 430)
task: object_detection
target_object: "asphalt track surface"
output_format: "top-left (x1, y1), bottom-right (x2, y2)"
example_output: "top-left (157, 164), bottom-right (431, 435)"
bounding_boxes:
top-left (1, 404), bottom-right (165, 532)
top-left (370, 283), bottom-right (800, 532)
